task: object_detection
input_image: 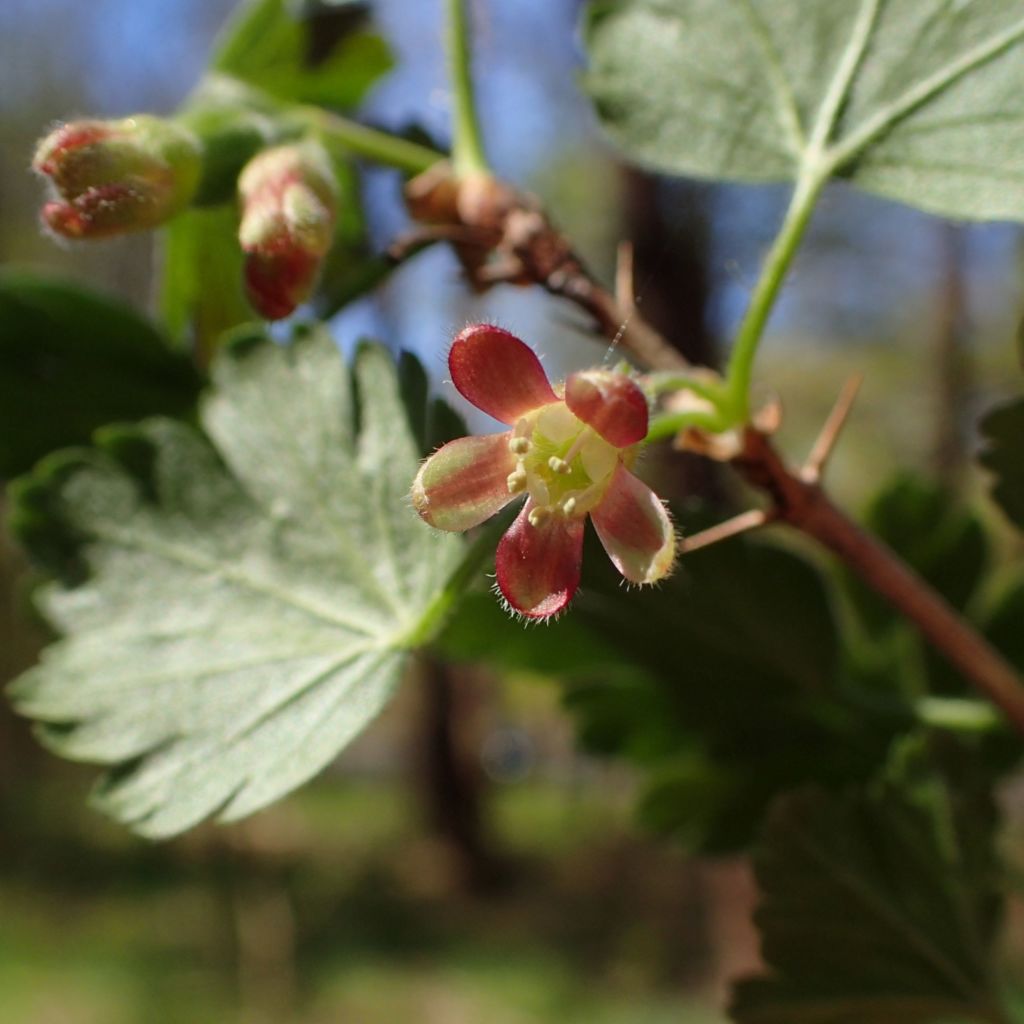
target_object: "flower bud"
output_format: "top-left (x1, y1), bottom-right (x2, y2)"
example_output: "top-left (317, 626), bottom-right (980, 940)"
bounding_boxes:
top-left (33, 115), bottom-right (201, 239)
top-left (237, 143), bottom-right (338, 321)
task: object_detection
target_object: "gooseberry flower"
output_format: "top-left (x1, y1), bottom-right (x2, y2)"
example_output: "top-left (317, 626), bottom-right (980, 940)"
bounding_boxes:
top-left (413, 325), bottom-right (676, 618)
top-left (33, 115), bottom-right (201, 238)
top-left (237, 143), bottom-right (338, 320)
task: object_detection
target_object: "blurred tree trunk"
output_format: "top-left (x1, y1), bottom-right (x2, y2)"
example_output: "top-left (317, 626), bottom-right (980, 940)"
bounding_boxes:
top-left (931, 222), bottom-right (972, 486)
top-left (621, 169), bottom-right (723, 504)
top-left (622, 170), bottom-right (717, 367)
top-left (414, 656), bottom-right (498, 893)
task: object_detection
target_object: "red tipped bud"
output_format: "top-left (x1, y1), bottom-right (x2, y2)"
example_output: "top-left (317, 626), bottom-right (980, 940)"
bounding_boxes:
top-left (33, 115), bottom-right (201, 239)
top-left (237, 143), bottom-right (338, 321)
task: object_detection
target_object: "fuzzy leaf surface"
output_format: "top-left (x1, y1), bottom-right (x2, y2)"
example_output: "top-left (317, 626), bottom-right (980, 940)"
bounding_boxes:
top-left (586, 0), bottom-right (1024, 221)
top-left (8, 332), bottom-right (462, 837)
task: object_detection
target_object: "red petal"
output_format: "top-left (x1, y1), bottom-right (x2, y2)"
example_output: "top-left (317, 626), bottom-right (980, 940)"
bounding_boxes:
top-left (495, 502), bottom-right (584, 619)
top-left (449, 324), bottom-right (558, 424)
top-left (412, 432), bottom-right (518, 532)
top-left (591, 466), bottom-right (675, 584)
top-left (564, 370), bottom-right (648, 447)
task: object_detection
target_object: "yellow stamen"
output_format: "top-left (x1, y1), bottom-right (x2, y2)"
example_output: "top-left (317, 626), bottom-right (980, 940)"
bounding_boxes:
top-left (528, 506), bottom-right (550, 527)
top-left (507, 468), bottom-right (527, 494)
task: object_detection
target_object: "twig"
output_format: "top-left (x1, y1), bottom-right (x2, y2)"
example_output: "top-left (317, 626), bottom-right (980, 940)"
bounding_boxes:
top-left (680, 509), bottom-right (772, 555)
top-left (736, 428), bottom-right (1024, 735)
top-left (440, 186), bottom-right (1024, 735)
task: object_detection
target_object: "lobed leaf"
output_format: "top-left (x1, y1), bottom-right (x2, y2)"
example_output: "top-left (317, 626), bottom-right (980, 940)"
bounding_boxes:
top-left (8, 331), bottom-right (463, 837)
top-left (586, 0), bottom-right (1024, 222)
top-left (731, 740), bottom-right (1004, 1024)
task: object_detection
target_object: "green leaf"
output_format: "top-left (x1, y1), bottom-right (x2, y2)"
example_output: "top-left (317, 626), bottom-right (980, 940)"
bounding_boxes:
top-left (310, 152), bottom-right (393, 319)
top-left (212, 0), bottom-right (391, 111)
top-left (7, 331), bottom-right (463, 837)
top-left (158, 205), bottom-right (256, 357)
top-left (0, 269), bottom-right (199, 480)
top-left (585, 0), bottom-right (1024, 221)
top-left (838, 475), bottom-right (1007, 708)
top-left (979, 398), bottom-right (1024, 531)
top-left (731, 740), bottom-right (1004, 1024)
top-left (550, 529), bottom-right (897, 852)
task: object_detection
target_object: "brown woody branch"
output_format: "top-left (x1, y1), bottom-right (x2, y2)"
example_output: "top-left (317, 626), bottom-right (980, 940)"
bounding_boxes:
top-left (408, 171), bottom-right (1024, 735)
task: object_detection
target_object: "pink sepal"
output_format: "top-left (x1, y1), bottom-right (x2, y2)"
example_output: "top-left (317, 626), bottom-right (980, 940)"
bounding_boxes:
top-left (564, 370), bottom-right (648, 447)
top-left (591, 465), bottom-right (675, 584)
top-left (495, 502), bottom-right (584, 619)
top-left (449, 324), bottom-right (558, 424)
top-left (412, 432), bottom-right (517, 532)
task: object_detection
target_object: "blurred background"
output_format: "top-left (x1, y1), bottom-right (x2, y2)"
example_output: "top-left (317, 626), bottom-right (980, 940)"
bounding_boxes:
top-left (2, 1), bottom-right (1024, 1021)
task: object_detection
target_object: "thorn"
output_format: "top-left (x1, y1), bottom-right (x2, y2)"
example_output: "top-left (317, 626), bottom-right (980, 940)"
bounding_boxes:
top-left (680, 508), bottom-right (772, 555)
top-left (801, 373), bottom-right (864, 484)
top-left (615, 240), bottom-right (636, 317)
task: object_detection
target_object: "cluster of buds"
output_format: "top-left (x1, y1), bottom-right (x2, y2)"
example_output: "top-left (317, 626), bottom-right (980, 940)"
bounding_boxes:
top-left (237, 143), bottom-right (338, 320)
top-left (413, 325), bottom-right (676, 618)
top-left (32, 113), bottom-right (339, 322)
top-left (33, 116), bottom-right (201, 239)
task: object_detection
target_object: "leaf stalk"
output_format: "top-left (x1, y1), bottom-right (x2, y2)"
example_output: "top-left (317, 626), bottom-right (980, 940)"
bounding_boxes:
top-left (445, 0), bottom-right (489, 177)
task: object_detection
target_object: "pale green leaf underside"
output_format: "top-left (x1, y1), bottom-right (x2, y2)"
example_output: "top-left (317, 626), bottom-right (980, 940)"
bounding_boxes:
top-left (9, 333), bottom-right (462, 837)
top-left (586, 0), bottom-right (1024, 222)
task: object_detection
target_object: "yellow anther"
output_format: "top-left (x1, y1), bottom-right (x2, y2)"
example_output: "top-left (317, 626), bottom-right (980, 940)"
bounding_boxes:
top-left (507, 468), bottom-right (527, 494)
top-left (560, 496), bottom-right (578, 517)
top-left (509, 436), bottom-right (530, 455)
top-left (528, 506), bottom-right (551, 527)
top-left (548, 456), bottom-right (570, 475)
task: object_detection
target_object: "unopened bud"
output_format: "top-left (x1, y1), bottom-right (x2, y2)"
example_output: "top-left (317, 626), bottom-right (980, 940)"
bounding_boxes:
top-left (404, 161), bottom-right (460, 225)
top-left (238, 143), bottom-right (338, 320)
top-left (455, 172), bottom-right (517, 231)
top-left (33, 115), bottom-right (201, 238)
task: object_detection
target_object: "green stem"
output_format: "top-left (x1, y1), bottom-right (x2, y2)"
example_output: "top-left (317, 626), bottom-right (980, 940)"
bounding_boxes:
top-left (445, 0), bottom-right (489, 176)
top-left (723, 162), bottom-right (829, 421)
top-left (645, 372), bottom-right (726, 404)
top-left (403, 517), bottom-right (506, 648)
top-left (647, 409), bottom-right (732, 443)
top-left (300, 108), bottom-right (442, 174)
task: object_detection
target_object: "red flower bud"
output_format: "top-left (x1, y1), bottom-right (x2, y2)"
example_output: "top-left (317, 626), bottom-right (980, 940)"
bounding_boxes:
top-left (237, 144), bottom-right (338, 321)
top-left (33, 115), bottom-right (201, 239)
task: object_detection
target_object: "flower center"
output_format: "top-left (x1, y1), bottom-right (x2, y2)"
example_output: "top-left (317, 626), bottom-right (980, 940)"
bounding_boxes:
top-left (505, 404), bottom-right (625, 525)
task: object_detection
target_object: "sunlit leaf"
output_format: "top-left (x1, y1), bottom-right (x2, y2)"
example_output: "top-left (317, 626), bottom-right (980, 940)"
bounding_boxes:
top-left (586, 0), bottom-right (1024, 221)
top-left (8, 331), bottom-right (463, 837)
